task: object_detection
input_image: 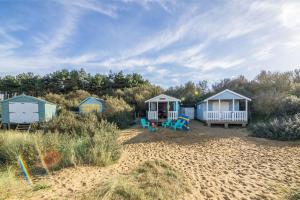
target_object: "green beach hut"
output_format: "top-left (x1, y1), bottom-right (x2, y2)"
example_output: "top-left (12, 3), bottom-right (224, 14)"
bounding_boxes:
top-left (1, 94), bottom-right (57, 127)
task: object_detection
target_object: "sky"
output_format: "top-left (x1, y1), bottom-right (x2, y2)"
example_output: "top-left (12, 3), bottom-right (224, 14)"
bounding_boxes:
top-left (0, 0), bottom-right (300, 87)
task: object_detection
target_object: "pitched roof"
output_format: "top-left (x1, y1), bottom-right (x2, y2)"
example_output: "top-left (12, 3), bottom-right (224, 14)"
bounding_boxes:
top-left (1, 94), bottom-right (56, 105)
top-left (79, 96), bottom-right (104, 106)
top-left (145, 94), bottom-right (181, 102)
top-left (202, 89), bottom-right (251, 102)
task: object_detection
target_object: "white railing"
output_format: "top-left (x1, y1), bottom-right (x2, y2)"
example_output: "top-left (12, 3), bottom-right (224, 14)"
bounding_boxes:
top-left (168, 111), bottom-right (178, 120)
top-left (205, 111), bottom-right (247, 121)
top-left (148, 111), bottom-right (158, 120)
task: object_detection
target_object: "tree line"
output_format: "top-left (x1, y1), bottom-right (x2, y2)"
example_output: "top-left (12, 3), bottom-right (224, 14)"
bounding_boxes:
top-left (1, 68), bottom-right (300, 120)
top-left (0, 69), bottom-right (149, 98)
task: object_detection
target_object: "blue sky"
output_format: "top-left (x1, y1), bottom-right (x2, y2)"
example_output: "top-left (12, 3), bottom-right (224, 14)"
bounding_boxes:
top-left (0, 0), bottom-right (300, 87)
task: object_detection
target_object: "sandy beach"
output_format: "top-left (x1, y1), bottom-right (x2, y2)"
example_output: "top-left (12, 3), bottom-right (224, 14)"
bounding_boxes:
top-left (19, 121), bottom-right (300, 200)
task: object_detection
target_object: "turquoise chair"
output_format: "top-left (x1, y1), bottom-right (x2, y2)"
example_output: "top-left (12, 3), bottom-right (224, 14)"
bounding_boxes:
top-left (171, 120), bottom-right (185, 131)
top-left (140, 118), bottom-right (150, 128)
top-left (162, 119), bottom-right (172, 128)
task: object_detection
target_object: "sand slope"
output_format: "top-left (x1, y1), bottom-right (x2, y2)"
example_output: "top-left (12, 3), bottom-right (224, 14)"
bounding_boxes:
top-left (18, 121), bottom-right (300, 200)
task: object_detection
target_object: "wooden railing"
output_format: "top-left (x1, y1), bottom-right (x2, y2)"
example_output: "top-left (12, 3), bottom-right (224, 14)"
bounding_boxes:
top-left (147, 111), bottom-right (178, 120)
top-left (205, 111), bottom-right (247, 121)
top-left (147, 111), bottom-right (158, 120)
top-left (168, 111), bottom-right (178, 120)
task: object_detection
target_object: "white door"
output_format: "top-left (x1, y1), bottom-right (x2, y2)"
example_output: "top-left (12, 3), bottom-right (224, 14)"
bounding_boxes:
top-left (9, 102), bottom-right (39, 123)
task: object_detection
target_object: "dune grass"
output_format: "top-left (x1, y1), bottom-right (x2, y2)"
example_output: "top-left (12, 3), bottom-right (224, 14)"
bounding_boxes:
top-left (0, 166), bottom-right (30, 200)
top-left (85, 160), bottom-right (190, 200)
top-left (0, 126), bottom-right (120, 171)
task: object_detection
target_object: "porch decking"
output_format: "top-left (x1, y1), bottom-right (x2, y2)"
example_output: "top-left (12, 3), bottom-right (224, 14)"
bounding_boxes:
top-left (204, 111), bottom-right (248, 127)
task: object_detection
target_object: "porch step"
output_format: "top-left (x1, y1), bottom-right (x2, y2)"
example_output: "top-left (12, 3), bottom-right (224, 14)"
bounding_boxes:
top-left (16, 123), bottom-right (31, 132)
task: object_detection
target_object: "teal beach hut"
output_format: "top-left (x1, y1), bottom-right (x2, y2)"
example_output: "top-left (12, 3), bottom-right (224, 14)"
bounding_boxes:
top-left (1, 94), bottom-right (57, 127)
top-left (79, 97), bottom-right (104, 114)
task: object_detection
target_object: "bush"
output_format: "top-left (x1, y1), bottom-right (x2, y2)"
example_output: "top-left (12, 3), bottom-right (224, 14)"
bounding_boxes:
top-left (252, 90), bottom-right (285, 117)
top-left (249, 114), bottom-right (300, 141)
top-left (103, 96), bottom-right (134, 129)
top-left (288, 189), bottom-right (300, 200)
top-left (44, 111), bottom-right (118, 137)
top-left (278, 95), bottom-right (300, 116)
top-left (85, 160), bottom-right (189, 200)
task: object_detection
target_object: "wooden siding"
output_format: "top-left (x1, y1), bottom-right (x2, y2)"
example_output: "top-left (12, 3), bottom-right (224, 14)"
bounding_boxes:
top-left (79, 97), bottom-right (104, 114)
top-left (1, 95), bottom-right (56, 124)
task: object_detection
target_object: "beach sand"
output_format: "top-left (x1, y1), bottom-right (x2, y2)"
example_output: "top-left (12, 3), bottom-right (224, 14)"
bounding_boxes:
top-left (20, 121), bottom-right (300, 200)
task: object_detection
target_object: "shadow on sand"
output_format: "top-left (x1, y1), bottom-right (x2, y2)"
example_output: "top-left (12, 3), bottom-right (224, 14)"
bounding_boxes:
top-left (122, 121), bottom-right (300, 148)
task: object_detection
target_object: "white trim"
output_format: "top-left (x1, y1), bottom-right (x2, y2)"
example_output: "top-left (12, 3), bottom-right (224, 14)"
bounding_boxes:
top-left (203, 89), bottom-right (251, 102)
top-left (145, 94), bottom-right (181, 103)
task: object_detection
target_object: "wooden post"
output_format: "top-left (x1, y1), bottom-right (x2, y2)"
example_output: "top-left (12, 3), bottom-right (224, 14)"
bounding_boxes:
top-left (232, 99), bottom-right (235, 121)
top-left (167, 101), bottom-right (169, 119)
top-left (206, 100), bottom-right (208, 120)
top-left (218, 99), bottom-right (221, 120)
top-left (245, 100), bottom-right (248, 121)
top-left (157, 101), bottom-right (158, 120)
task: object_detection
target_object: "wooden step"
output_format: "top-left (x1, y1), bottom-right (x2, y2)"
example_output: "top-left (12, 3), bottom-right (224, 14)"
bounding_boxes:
top-left (16, 123), bottom-right (31, 132)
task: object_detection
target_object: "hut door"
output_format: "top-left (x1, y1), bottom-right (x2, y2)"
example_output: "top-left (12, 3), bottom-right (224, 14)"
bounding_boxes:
top-left (9, 102), bottom-right (39, 123)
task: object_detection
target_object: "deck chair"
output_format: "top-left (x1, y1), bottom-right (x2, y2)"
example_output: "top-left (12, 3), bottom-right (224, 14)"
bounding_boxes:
top-left (140, 118), bottom-right (150, 128)
top-left (171, 120), bottom-right (185, 131)
top-left (162, 119), bottom-right (172, 128)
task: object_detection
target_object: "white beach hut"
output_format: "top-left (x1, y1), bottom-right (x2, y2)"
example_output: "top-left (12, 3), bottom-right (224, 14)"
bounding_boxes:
top-left (145, 94), bottom-right (181, 121)
top-left (196, 89), bottom-right (251, 127)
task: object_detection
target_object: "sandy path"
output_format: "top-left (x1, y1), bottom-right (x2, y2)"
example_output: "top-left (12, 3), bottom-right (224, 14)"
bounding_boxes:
top-left (19, 121), bottom-right (300, 200)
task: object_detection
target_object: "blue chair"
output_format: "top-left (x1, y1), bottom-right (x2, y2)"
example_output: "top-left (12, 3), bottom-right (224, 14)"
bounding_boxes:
top-left (140, 118), bottom-right (150, 128)
top-left (162, 119), bottom-right (172, 128)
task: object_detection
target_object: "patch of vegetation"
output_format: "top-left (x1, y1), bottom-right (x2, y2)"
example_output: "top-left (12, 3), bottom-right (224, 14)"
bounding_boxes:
top-left (0, 114), bottom-right (121, 170)
top-left (249, 114), bottom-right (300, 141)
top-left (0, 166), bottom-right (28, 200)
top-left (32, 183), bottom-right (51, 191)
top-left (103, 96), bottom-right (134, 129)
top-left (85, 160), bottom-right (189, 200)
top-left (287, 189), bottom-right (300, 200)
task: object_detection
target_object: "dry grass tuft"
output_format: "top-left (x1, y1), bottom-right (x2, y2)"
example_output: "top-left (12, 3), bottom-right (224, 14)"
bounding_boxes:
top-left (86, 160), bottom-right (189, 200)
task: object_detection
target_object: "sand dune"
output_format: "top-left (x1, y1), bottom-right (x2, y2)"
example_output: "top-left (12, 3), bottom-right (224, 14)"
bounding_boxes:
top-left (25, 121), bottom-right (300, 200)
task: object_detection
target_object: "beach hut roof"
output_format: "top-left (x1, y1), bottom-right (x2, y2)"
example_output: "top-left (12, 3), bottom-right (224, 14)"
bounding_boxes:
top-left (79, 96), bottom-right (104, 106)
top-left (1, 94), bottom-right (56, 105)
top-left (145, 94), bottom-right (181, 103)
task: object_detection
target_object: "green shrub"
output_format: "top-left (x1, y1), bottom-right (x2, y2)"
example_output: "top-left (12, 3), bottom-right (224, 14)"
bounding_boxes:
top-left (85, 160), bottom-right (189, 200)
top-left (103, 96), bottom-right (134, 129)
top-left (249, 114), bottom-right (300, 141)
top-left (278, 95), bottom-right (300, 116)
top-left (288, 189), bottom-right (300, 200)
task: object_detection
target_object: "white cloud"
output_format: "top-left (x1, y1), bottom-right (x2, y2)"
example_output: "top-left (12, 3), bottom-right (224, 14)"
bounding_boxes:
top-left (56, 0), bottom-right (117, 17)
top-left (38, 9), bottom-right (80, 55)
top-left (1, 0), bottom-right (300, 87)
